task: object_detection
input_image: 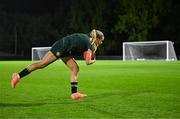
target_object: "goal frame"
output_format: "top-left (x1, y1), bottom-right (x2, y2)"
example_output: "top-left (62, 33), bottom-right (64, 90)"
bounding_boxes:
top-left (123, 40), bottom-right (177, 61)
top-left (31, 47), bottom-right (51, 61)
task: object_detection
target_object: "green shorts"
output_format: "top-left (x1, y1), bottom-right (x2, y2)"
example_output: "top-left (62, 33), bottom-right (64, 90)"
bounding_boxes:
top-left (50, 40), bottom-right (70, 58)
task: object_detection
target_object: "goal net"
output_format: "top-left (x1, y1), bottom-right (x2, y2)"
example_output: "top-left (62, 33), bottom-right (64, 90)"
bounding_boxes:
top-left (32, 47), bottom-right (51, 61)
top-left (123, 41), bottom-right (177, 61)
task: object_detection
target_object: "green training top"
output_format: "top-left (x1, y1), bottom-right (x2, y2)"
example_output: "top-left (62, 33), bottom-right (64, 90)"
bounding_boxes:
top-left (50, 33), bottom-right (95, 58)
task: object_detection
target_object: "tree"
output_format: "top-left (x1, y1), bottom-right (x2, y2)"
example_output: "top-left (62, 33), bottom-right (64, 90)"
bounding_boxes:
top-left (113, 0), bottom-right (172, 41)
top-left (65, 0), bottom-right (107, 32)
top-left (150, 2), bottom-right (180, 56)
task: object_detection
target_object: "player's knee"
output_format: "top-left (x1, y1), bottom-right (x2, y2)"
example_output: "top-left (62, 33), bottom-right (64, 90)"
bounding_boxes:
top-left (72, 65), bottom-right (79, 73)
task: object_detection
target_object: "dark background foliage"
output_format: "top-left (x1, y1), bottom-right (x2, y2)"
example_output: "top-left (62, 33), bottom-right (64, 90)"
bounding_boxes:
top-left (0, 0), bottom-right (179, 59)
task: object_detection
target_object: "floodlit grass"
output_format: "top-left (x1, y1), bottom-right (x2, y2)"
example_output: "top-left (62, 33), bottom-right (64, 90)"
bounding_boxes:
top-left (0, 60), bottom-right (180, 118)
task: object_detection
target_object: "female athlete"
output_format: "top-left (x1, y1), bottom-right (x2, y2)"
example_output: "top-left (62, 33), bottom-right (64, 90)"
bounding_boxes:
top-left (11, 29), bottom-right (104, 100)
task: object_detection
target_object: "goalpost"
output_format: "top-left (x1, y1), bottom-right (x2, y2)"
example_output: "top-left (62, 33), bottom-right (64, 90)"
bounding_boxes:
top-left (123, 41), bottom-right (177, 61)
top-left (32, 47), bottom-right (51, 61)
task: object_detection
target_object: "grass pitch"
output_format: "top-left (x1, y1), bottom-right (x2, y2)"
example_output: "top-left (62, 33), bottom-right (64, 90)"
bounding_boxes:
top-left (0, 60), bottom-right (180, 118)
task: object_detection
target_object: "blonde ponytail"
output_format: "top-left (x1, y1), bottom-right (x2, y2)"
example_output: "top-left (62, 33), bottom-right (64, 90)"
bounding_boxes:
top-left (89, 29), bottom-right (104, 51)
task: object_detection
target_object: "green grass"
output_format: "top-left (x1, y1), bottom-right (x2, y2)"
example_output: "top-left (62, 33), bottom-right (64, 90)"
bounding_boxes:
top-left (0, 60), bottom-right (180, 118)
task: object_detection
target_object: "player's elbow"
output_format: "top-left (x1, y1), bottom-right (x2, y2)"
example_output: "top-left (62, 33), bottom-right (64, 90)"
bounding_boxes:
top-left (86, 59), bottom-right (95, 65)
top-left (86, 61), bottom-right (91, 65)
top-left (85, 59), bottom-right (92, 65)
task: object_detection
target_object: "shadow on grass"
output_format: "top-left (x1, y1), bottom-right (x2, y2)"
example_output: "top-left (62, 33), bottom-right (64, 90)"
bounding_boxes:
top-left (0, 92), bottom-right (121, 108)
top-left (76, 91), bottom-right (154, 118)
top-left (86, 90), bottom-right (154, 100)
top-left (0, 91), bottom-right (153, 109)
top-left (0, 102), bottom-right (46, 107)
top-left (0, 98), bottom-right (75, 108)
top-left (85, 91), bottom-right (134, 101)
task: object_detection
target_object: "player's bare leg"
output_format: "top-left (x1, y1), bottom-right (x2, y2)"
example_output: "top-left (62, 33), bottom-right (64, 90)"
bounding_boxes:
top-left (62, 56), bottom-right (87, 100)
top-left (11, 51), bottom-right (57, 88)
top-left (28, 51), bottom-right (57, 71)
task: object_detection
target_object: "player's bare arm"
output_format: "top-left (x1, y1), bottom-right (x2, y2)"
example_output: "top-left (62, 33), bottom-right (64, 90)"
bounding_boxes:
top-left (84, 49), bottom-right (95, 65)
